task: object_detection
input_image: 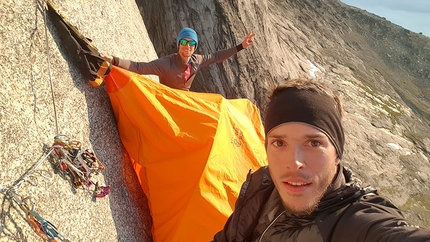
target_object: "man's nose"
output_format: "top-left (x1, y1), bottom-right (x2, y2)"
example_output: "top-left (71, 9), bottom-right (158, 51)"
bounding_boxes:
top-left (285, 145), bottom-right (304, 170)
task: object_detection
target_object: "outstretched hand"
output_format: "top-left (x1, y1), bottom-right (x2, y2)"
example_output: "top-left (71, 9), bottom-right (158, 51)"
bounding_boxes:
top-left (99, 53), bottom-right (113, 62)
top-left (241, 32), bottom-right (256, 49)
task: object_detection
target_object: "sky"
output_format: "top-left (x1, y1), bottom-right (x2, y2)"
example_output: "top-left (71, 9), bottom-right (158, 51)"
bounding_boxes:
top-left (341, 0), bottom-right (430, 37)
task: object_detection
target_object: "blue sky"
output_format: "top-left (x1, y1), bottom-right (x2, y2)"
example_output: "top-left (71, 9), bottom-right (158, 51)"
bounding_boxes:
top-left (341, 0), bottom-right (430, 37)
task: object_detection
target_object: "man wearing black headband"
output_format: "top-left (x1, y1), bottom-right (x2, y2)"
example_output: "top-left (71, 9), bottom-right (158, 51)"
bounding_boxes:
top-left (214, 78), bottom-right (430, 241)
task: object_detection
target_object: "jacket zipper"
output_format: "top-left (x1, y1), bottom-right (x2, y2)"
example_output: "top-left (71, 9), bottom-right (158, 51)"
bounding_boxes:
top-left (257, 210), bottom-right (287, 242)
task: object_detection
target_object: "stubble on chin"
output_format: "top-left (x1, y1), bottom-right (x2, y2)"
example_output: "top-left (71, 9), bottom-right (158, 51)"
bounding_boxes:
top-left (281, 187), bottom-right (327, 216)
top-left (269, 168), bottom-right (330, 216)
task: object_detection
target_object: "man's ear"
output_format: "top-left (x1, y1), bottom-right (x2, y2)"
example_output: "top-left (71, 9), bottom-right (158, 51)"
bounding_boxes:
top-left (335, 157), bottom-right (341, 165)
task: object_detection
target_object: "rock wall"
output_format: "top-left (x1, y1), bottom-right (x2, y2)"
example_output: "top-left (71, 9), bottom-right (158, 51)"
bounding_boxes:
top-left (0, 0), bottom-right (155, 241)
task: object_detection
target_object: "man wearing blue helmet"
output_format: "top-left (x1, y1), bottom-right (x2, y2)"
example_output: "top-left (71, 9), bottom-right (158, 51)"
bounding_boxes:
top-left (102, 28), bottom-right (255, 91)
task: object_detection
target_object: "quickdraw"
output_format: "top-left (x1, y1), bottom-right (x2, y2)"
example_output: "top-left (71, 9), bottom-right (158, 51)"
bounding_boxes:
top-left (49, 135), bottom-right (110, 198)
top-left (4, 189), bottom-right (70, 242)
top-left (0, 1), bottom-right (111, 240)
top-left (1, 135), bottom-right (109, 241)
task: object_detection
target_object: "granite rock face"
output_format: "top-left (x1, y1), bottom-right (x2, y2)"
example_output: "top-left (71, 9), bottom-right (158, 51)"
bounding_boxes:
top-left (0, 0), bottom-right (429, 241)
top-left (0, 1), bottom-right (154, 241)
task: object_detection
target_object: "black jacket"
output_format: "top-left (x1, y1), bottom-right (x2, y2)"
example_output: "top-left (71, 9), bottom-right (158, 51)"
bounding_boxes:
top-left (213, 166), bottom-right (430, 242)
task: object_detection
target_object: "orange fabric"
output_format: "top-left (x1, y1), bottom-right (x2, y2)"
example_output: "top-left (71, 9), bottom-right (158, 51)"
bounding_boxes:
top-left (105, 66), bottom-right (267, 242)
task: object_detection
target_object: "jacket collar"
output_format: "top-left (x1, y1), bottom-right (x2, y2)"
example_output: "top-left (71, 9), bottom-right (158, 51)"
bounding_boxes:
top-left (174, 53), bottom-right (194, 66)
top-left (314, 165), bottom-right (369, 213)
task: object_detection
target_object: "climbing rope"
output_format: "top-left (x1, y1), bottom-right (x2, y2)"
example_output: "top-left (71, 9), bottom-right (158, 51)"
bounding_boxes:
top-left (3, 168), bottom-right (69, 242)
top-left (1, 145), bottom-right (69, 241)
top-left (0, 1), bottom-right (110, 241)
top-left (0, 134), bottom-right (110, 241)
top-left (41, 0), bottom-right (59, 135)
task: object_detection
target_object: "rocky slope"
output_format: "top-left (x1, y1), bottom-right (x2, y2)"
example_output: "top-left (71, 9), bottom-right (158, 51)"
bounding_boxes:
top-left (0, 0), bottom-right (429, 241)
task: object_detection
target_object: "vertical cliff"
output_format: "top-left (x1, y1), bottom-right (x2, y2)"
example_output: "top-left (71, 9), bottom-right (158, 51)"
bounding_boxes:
top-left (0, 0), bottom-right (155, 241)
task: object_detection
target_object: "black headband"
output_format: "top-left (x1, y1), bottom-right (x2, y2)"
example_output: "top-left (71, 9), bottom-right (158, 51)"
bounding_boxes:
top-left (264, 88), bottom-right (344, 158)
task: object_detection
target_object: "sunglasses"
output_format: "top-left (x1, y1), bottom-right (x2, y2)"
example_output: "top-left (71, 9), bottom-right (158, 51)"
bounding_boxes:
top-left (179, 39), bottom-right (197, 47)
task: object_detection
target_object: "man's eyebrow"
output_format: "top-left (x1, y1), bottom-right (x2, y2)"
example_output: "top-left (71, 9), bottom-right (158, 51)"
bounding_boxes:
top-left (305, 133), bottom-right (327, 139)
top-left (267, 132), bottom-right (327, 139)
top-left (267, 134), bottom-right (286, 139)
